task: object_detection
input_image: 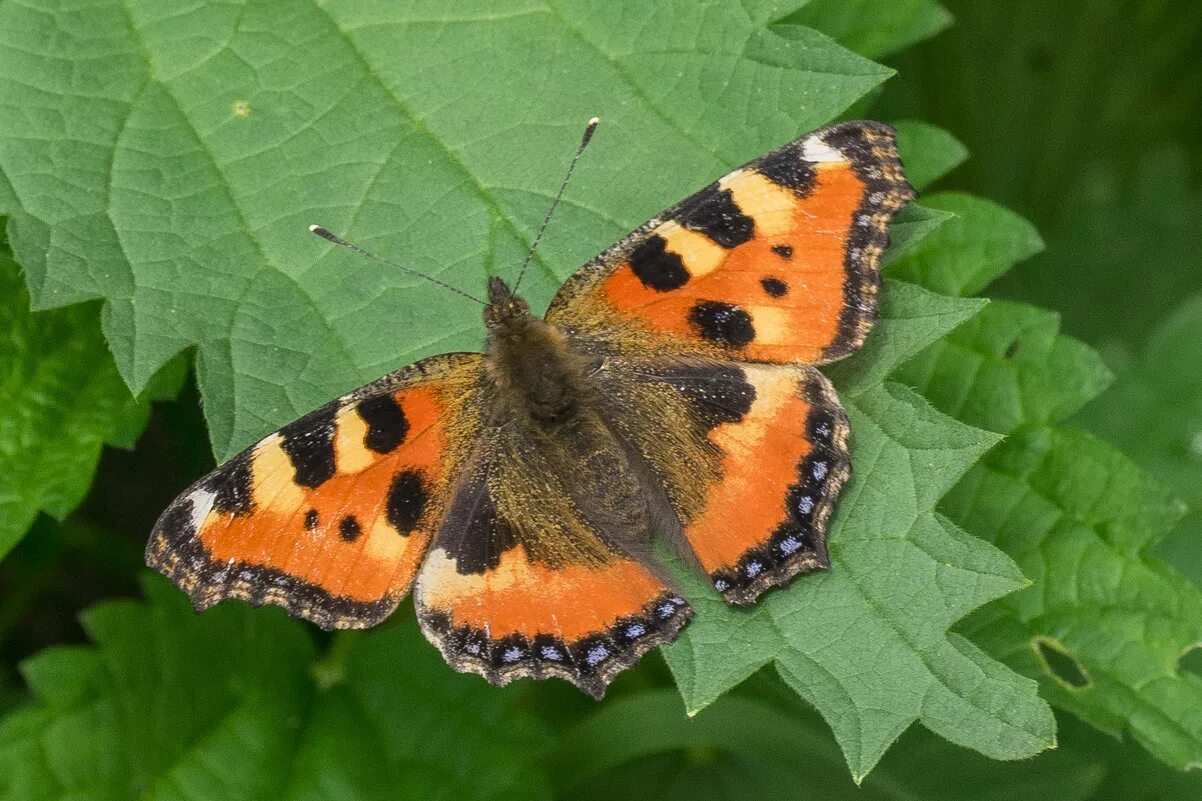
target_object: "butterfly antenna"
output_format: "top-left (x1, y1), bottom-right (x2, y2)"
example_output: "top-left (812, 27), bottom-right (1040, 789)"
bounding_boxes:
top-left (511, 116), bottom-right (600, 294)
top-left (308, 225), bottom-right (488, 306)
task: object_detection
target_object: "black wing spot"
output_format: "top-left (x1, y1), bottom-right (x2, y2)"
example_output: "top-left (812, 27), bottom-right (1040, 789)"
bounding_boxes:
top-left (208, 450), bottom-right (254, 516)
top-left (659, 364), bottom-right (756, 430)
top-left (339, 515), bottom-right (362, 542)
top-left (386, 469), bottom-right (429, 535)
top-left (628, 235), bottom-right (689, 291)
top-left (357, 393), bottom-right (409, 454)
top-left (688, 301), bottom-right (755, 347)
top-left (304, 509), bottom-right (319, 531)
top-left (440, 487), bottom-right (519, 575)
top-left (674, 184), bottom-right (754, 248)
top-left (760, 277), bottom-right (788, 297)
top-left (157, 500), bottom-right (196, 544)
top-left (771, 244), bottom-right (793, 260)
top-left (757, 145), bottom-right (817, 195)
top-left (280, 406), bottom-right (337, 488)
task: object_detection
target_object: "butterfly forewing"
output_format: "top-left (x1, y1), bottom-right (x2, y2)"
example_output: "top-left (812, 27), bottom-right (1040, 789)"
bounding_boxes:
top-left (546, 121), bottom-right (914, 365)
top-left (147, 353), bottom-right (485, 629)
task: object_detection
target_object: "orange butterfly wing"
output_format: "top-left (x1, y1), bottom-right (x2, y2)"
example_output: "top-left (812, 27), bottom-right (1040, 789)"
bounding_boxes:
top-left (547, 121), bottom-right (913, 364)
top-left (551, 121), bottom-right (913, 604)
top-left (412, 411), bottom-right (693, 698)
top-left (147, 353), bottom-right (485, 629)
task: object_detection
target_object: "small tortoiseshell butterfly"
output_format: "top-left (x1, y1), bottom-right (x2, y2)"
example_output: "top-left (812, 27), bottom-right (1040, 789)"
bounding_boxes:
top-left (148, 120), bottom-right (914, 698)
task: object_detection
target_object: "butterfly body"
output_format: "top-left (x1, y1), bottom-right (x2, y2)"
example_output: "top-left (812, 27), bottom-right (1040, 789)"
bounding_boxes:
top-left (483, 276), bottom-right (596, 430)
top-left (149, 121), bottom-right (915, 697)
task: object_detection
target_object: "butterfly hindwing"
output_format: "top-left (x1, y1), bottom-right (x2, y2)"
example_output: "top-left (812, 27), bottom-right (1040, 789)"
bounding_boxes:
top-left (546, 121), bottom-right (914, 365)
top-left (595, 357), bottom-right (849, 604)
top-left (414, 409), bottom-right (694, 698)
top-left (147, 353), bottom-right (486, 630)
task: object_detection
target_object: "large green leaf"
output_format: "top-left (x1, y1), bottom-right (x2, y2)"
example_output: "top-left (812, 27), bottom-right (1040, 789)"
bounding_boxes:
top-left (0, 242), bottom-right (175, 560)
top-left (897, 292), bottom-right (1202, 770)
top-left (0, 577), bottom-right (551, 801)
top-left (0, 0), bottom-right (890, 460)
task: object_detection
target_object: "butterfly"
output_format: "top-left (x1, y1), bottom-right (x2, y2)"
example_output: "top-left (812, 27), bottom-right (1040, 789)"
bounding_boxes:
top-left (147, 120), bottom-right (914, 698)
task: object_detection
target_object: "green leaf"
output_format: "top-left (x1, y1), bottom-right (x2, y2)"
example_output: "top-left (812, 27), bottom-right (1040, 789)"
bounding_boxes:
top-left (785, 0), bottom-right (953, 60)
top-left (892, 120), bottom-right (969, 192)
top-left (998, 150), bottom-right (1202, 351)
top-left (0, 0), bottom-right (1055, 779)
top-left (895, 301), bottom-right (1112, 434)
top-left (882, 204), bottom-right (956, 268)
top-left (666, 292), bottom-right (1055, 779)
top-left (897, 275), bottom-right (1202, 770)
top-left (0, 576), bottom-right (551, 801)
top-left (0, 0), bottom-right (891, 461)
top-left (949, 429), bottom-right (1202, 772)
top-left (552, 686), bottom-right (1202, 801)
top-left (1076, 293), bottom-right (1202, 586)
top-left (825, 279), bottom-right (985, 396)
top-left (890, 192), bottom-right (1044, 297)
top-left (0, 243), bottom-right (175, 560)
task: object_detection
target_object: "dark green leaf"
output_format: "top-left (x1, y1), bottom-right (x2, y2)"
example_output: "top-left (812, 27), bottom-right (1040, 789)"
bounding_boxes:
top-left (890, 192), bottom-right (1044, 297)
top-left (785, 0), bottom-right (953, 60)
top-left (0, 246), bottom-right (176, 559)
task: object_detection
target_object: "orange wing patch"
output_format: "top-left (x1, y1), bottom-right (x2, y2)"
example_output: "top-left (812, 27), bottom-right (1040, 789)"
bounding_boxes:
top-left (146, 353), bottom-right (484, 630)
top-left (417, 544), bottom-right (690, 699)
top-left (413, 458), bottom-right (693, 698)
top-left (683, 364), bottom-right (849, 604)
top-left (547, 121), bottom-right (914, 365)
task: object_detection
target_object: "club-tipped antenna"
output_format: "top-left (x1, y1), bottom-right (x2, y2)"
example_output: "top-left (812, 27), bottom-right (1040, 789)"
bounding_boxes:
top-left (511, 117), bottom-right (600, 294)
top-left (308, 225), bottom-right (487, 306)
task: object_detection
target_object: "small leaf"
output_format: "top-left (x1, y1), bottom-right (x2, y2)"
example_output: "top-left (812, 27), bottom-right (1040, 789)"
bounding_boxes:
top-left (825, 279), bottom-right (984, 396)
top-left (892, 121), bottom-right (970, 192)
top-left (890, 192), bottom-right (1044, 297)
top-left (784, 0), bottom-right (953, 60)
top-left (895, 300), bottom-right (1112, 434)
top-left (883, 204), bottom-right (956, 267)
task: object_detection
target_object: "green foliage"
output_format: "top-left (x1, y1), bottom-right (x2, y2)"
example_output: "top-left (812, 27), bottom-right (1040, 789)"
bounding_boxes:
top-left (1007, 151), bottom-right (1202, 351)
top-left (1077, 292), bottom-right (1202, 582)
top-left (895, 286), bottom-right (1202, 770)
top-left (0, 0), bottom-right (1198, 795)
top-left (0, 243), bottom-right (177, 559)
top-left (786, 0), bottom-right (953, 60)
top-left (0, 577), bottom-right (550, 801)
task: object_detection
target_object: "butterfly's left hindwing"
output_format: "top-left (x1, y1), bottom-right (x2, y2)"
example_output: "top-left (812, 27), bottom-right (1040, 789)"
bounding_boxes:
top-left (147, 353), bottom-right (485, 630)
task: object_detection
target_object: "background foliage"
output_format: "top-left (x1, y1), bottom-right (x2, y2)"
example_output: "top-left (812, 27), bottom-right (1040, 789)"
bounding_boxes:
top-left (1, 0), bottom-right (1199, 797)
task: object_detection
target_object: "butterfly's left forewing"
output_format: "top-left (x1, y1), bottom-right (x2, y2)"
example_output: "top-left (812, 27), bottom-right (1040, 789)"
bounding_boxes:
top-left (147, 353), bottom-right (485, 630)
